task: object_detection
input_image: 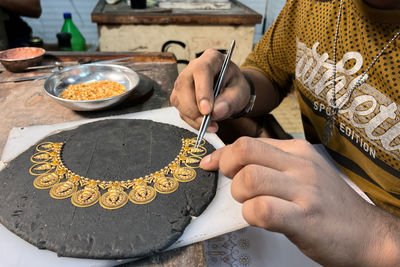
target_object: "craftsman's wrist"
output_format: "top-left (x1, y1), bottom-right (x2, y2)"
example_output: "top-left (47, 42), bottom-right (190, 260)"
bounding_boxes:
top-left (343, 204), bottom-right (400, 267)
top-left (230, 72), bottom-right (256, 119)
top-left (362, 208), bottom-right (400, 267)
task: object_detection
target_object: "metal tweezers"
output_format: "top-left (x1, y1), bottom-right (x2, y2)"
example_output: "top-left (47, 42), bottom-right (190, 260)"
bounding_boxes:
top-left (194, 40), bottom-right (236, 148)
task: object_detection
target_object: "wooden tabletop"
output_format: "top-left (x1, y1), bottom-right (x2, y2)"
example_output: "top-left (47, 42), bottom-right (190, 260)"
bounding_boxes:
top-left (91, 0), bottom-right (262, 25)
top-left (0, 51), bottom-right (177, 155)
top-left (0, 51), bottom-right (206, 266)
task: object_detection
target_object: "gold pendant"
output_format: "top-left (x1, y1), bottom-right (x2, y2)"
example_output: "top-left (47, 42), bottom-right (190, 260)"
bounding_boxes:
top-left (173, 167), bottom-right (196, 182)
top-left (184, 156), bottom-right (202, 168)
top-left (50, 180), bottom-right (78, 199)
top-left (190, 147), bottom-right (206, 156)
top-left (49, 175), bottom-right (80, 199)
top-left (100, 182), bottom-right (129, 209)
top-left (29, 162), bottom-right (54, 176)
top-left (153, 172), bottom-right (179, 194)
top-left (129, 186), bottom-right (156, 204)
top-left (129, 178), bottom-right (157, 204)
top-left (36, 142), bottom-right (62, 152)
top-left (33, 172), bottom-right (61, 189)
top-left (71, 181), bottom-right (101, 207)
top-left (31, 152), bottom-right (52, 163)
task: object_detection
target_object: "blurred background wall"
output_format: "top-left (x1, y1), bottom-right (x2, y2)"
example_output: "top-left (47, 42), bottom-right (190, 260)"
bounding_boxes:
top-left (23, 0), bottom-right (286, 49)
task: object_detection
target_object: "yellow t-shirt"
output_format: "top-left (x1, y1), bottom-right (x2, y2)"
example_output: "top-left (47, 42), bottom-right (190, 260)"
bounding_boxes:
top-left (242, 0), bottom-right (400, 215)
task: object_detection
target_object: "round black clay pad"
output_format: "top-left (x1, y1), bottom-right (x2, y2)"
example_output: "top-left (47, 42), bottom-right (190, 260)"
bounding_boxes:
top-left (0, 119), bottom-right (218, 259)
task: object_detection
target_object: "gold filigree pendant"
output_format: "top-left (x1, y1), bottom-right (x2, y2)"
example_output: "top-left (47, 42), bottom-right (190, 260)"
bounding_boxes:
top-left (33, 172), bottom-right (61, 189)
top-left (173, 167), bottom-right (196, 182)
top-left (99, 182), bottom-right (129, 209)
top-left (153, 172), bottom-right (179, 194)
top-left (71, 181), bottom-right (101, 207)
top-left (129, 181), bottom-right (157, 204)
top-left (50, 181), bottom-right (77, 199)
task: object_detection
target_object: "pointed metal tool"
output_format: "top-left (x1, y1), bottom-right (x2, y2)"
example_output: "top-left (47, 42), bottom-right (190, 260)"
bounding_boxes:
top-left (194, 40), bottom-right (235, 148)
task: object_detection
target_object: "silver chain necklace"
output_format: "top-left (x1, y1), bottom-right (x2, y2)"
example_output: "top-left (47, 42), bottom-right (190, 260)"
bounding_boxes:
top-left (322, 0), bottom-right (400, 145)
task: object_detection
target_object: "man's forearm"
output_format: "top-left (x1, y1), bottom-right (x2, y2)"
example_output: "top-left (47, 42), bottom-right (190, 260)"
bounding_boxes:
top-left (363, 204), bottom-right (400, 266)
top-left (241, 68), bottom-right (281, 117)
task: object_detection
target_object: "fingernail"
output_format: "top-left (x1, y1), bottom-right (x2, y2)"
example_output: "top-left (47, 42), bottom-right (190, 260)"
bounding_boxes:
top-left (214, 101), bottom-right (229, 117)
top-left (199, 99), bottom-right (211, 115)
top-left (200, 154), bottom-right (211, 168)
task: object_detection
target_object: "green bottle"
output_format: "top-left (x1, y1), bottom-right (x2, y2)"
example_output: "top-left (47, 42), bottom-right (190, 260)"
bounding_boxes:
top-left (61, 12), bottom-right (86, 51)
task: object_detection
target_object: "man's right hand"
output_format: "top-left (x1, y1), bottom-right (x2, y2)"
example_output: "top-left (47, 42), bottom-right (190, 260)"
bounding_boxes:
top-left (170, 48), bottom-right (252, 132)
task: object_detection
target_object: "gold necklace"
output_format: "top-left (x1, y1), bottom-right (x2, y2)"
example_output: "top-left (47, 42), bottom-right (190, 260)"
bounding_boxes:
top-left (322, 0), bottom-right (400, 144)
top-left (29, 138), bottom-right (207, 210)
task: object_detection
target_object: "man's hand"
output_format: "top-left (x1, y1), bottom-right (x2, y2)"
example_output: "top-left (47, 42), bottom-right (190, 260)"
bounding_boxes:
top-left (200, 137), bottom-right (400, 266)
top-left (170, 48), bottom-right (251, 132)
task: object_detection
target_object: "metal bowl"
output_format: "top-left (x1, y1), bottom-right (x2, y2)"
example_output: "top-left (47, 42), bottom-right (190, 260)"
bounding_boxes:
top-left (0, 47), bottom-right (45, 72)
top-left (43, 63), bottom-right (140, 111)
